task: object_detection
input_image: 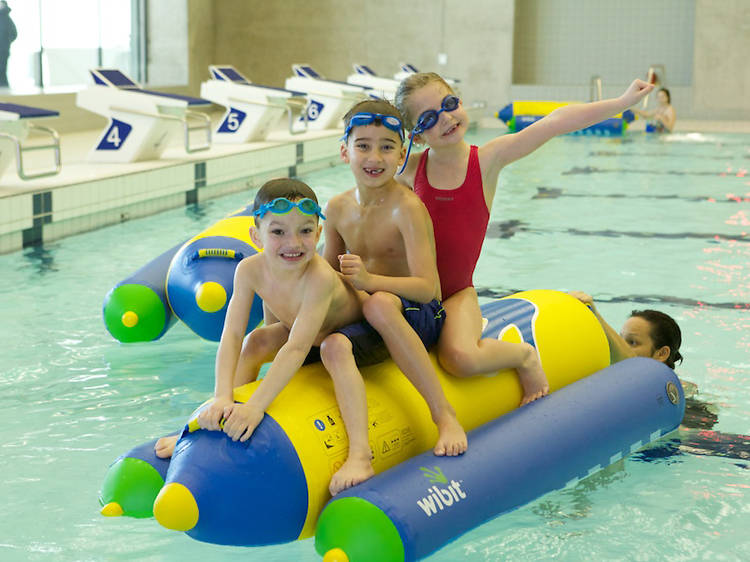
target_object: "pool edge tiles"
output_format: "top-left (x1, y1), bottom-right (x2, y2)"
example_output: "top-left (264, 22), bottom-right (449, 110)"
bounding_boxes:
top-left (0, 131), bottom-right (343, 255)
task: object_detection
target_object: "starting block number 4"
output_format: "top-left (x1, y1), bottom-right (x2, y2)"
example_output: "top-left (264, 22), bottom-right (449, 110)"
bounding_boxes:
top-left (97, 119), bottom-right (133, 150)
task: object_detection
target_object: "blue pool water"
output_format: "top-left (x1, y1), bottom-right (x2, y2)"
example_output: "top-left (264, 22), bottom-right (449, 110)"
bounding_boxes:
top-left (1, 130), bottom-right (748, 560)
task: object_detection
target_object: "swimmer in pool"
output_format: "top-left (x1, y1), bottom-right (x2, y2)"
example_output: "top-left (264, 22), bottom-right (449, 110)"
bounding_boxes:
top-left (569, 291), bottom-right (749, 461)
top-left (633, 88), bottom-right (675, 133)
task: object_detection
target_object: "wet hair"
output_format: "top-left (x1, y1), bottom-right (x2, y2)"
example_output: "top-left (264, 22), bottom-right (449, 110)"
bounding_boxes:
top-left (252, 178), bottom-right (320, 221)
top-left (630, 309), bottom-right (683, 369)
top-left (394, 72), bottom-right (455, 130)
top-left (658, 88), bottom-right (671, 104)
top-left (343, 99), bottom-right (405, 143)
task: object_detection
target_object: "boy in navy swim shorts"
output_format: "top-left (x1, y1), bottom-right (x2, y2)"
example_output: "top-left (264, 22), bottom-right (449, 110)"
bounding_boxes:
top-left (321, 98), bottom-right (466, 457)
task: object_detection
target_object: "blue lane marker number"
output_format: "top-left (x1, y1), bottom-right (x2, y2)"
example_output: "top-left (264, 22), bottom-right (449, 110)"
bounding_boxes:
top-left (218, 108), bottom-right (246, 133)
top-left (97, 119), bottom-right (132, 150)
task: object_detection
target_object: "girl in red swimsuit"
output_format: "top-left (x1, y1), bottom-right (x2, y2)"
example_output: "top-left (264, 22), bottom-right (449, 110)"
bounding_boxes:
top-left (393, 72), bottom-right (654, 405)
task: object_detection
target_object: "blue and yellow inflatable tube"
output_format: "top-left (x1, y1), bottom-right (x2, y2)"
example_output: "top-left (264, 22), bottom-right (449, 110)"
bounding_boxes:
top-left (102, 204), bottom-right (264, 343)
top-left (497, 101), bottom-right (635, 136)
top-left (315, 357), bottom-right (684, 561)
top-left (100, 290), bottom-right (611, 544)
top-left (165, 204), bottom-right (264, 341)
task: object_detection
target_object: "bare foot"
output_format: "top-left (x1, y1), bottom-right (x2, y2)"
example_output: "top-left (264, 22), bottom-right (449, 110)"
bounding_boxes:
top-left (518, 345), bottom-right (549, 406)
top-left (329, 454), bottom-right (375, 496)
top-left (433, 411), bottom-right (468, 456)
top-left (154, 434), bottom-right (179, 459)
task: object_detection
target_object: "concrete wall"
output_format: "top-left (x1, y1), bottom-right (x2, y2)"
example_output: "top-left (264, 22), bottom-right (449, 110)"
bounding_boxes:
top-left (513, 0), bottom-right (694, 86)
top-left (147, 0), bottom-right (189, 87)
top-left (191, 0), bottom-right (515, 110)
top-left (511, 0), bottom-right (750, 120)
top-left (692, 0), bottom-right (750, 119)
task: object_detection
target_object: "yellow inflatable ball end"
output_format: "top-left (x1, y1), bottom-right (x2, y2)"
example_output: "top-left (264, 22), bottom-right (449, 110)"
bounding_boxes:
top-left (153, 482), bottom-right (199, 531)
top-left (121, 310), bottom-right (139, 328)
top-left (195, 281), bottom-right (227, 313)
top-left (100, 501), bottom-right (124, 517)
top-left (323, 548), bottom-right (350, 562)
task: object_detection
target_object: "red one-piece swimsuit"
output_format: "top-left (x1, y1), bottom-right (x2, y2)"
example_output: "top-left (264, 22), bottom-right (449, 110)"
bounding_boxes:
top-left (414, 145), bottom-right (490, 300)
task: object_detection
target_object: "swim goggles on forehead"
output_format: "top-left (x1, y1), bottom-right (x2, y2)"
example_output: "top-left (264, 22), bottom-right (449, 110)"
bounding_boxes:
top-left (341, 112), bottom-right (405, 142)
top-left (252, 197), bottom-right (326, 220)
top-left (399, 95), bottom-right (460, 174)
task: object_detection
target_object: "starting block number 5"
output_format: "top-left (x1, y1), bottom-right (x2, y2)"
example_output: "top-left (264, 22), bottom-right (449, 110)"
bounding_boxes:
top-left (218, 108), bottom-right (247, 133)
top-left (97, 119), bottom-right (133, 150)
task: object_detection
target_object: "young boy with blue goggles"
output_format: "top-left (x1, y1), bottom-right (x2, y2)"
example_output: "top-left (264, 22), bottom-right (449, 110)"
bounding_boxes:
top-left (322, 99), bottom-right (468, 457)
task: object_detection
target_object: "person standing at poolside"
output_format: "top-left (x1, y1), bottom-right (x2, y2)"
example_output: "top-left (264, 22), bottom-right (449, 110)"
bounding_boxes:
top-left (0, 1), bottom-right (17, 88)
top-left (391, 72), bottom-right (653, 405)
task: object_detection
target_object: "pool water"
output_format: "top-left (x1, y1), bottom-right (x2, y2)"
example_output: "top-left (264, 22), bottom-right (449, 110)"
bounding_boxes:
top-left (1, 130), bottom-right (748, 561)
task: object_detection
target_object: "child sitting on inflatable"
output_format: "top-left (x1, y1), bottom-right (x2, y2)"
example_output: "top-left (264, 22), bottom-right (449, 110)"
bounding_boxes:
top-left (391, 73), bottom-right (654, 404)
top-left (155, 178), bottom-right (380, 494)
top-left (323, 98), bottom-right (467, 457)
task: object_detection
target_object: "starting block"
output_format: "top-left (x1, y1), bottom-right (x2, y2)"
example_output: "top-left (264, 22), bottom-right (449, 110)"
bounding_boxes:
top-left (0, 102), bottom-right (61, 180)
top-left (76, 68), bottom-right (212, 163)
top-left (200, 65), bottom-right (308, 143)
top-left (285, 64), bottom-right (369, 131)
top-left (346, 64), bottom-right (400, 101)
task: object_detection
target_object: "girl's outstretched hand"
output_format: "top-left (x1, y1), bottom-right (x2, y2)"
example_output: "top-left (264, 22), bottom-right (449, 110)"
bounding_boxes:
top-left (619, 79), bottom-right (654, 107)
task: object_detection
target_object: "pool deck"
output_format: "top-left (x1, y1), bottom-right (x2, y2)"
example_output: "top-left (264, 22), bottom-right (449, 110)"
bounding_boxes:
top-left (0, 111), bottom-right (746, 255)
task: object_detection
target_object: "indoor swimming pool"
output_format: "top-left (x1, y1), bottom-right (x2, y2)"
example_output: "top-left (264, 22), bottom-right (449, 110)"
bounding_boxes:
top-left (0, 128), bottom-right (748, 561)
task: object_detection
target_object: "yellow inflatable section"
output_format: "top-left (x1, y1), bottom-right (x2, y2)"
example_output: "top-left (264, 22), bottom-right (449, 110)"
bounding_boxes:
top-left (226, 289), bottom-right (609, 539)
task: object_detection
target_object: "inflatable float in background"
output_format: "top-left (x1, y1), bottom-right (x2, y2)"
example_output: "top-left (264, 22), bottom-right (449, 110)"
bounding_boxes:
top-left (100, 289), bottom-right (666, 548)
top-left (102, 204), bottom-right (264, 343)
top-left (497, 101), bottom-right (635, 136)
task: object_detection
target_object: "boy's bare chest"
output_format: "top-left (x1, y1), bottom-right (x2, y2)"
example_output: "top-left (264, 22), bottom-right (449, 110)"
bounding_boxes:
top-left (257, 276), bottom-right (305, 327)
top-left (339, 209), bottom-right (405, 262)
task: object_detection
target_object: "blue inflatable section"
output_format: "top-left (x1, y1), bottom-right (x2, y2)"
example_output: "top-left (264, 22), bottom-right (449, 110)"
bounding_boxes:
top-left (320, 357), bottom-right (685, 561)
top-left (166, 234), bottom-right (263, 341)
top-left (484, 297), bottom-right (538, 347)
top-left (122, 439), bottom-right (171, 481)
top-left (167, 414), bottom-right (308, 546)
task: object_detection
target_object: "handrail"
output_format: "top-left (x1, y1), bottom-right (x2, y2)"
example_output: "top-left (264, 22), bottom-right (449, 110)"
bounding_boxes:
top-left (589, 75), bottom-right (602, 102)
top-left (225, 95), bottom-right (309, 135)
top-left (109, 105), bottom-right (211, 153)
top-left (0, 123), bottom-right (62, 180)
top-left (184, 110), bottom-right (211, 153)
top-left (642, 64), bottom-right (666, 109)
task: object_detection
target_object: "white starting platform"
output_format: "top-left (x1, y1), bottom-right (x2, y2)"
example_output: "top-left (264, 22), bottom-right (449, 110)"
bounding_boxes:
top-left (0, 103), bottom-right (61, 180)
top-left (200, 65), bottom-right (309, 143)
top-left (76, 68), bottom-right (212, 163)
top-left (285, 64), bottom-right (369, 131)
top-left (393, 62), bottom-right (460, 87)
top-left (346, 64), bottom-right (400, 101)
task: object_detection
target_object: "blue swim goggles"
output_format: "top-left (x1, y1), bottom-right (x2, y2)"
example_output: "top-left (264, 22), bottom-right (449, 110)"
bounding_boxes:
top-left (399, 95), bottom-right (460, 174)
top-left (252, 197), bottom-right (326, 220)
top-left (341, 112), bottom-right (405, 142)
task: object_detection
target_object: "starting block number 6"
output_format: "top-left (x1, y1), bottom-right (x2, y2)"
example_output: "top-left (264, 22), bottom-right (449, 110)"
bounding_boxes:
top-left (97, 119), bottom-right (133, 150)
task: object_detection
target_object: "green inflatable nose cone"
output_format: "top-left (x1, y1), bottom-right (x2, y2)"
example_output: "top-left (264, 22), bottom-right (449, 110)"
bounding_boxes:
top-left (103, 284), bottom-right (168, 342)
top-left (315, 497), bottom-right (405, 562)
top-left (99, 456), bottom-right (165, 518)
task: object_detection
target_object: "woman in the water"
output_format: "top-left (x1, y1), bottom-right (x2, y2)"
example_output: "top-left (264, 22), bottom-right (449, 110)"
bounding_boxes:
top-left (569, 291), bottom-right (748, 462)
top-left (633, 88), bottom-right (676, 133)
